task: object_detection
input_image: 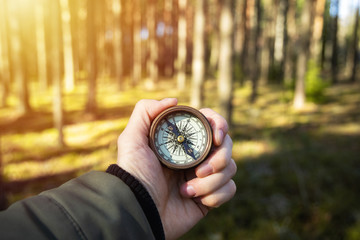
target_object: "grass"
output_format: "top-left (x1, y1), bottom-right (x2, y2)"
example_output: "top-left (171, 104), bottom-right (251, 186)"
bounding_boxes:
top-left (1, 79), bottom-right (360, 239)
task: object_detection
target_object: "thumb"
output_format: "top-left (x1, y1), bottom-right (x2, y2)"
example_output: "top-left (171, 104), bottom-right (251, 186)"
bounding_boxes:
top-left (125, 98), bottom-right (178, 137)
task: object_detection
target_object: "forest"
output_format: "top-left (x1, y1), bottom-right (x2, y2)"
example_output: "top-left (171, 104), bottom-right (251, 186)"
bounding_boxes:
top-left (0, 0), bottom-right (360, 239)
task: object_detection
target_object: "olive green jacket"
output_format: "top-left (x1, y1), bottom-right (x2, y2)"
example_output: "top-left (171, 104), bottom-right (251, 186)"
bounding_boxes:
top-left (0, 169), bottom-right (163, 240)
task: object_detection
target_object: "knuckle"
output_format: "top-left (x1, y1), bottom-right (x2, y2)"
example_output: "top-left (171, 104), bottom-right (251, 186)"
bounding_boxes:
top-left (225, 134), bottom-right (233, 148)
top-left (206, 196), bottom-right (221, 208)
top-left (229, 179), bottom-right (237, 196)
top-left (135, 99), bottom-right (148, 108)
top-left (229, 159), bottom-right (237, 177)
top-left (201, 107), bottom-right (212, 112)
top-left (212, 154), bottom-right (228, 172)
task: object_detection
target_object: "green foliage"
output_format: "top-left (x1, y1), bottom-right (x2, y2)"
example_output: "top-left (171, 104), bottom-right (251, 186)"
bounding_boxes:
top-left (305, 61), bottom-right (329, 103)
top-left (346, 219), bottom-right (360, 240)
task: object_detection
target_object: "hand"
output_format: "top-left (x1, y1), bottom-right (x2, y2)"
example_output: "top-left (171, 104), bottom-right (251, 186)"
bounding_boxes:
top-left (116, 99), bottom-right (237, 240)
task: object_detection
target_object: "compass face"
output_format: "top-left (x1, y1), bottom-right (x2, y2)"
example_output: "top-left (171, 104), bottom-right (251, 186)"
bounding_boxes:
top-left (149, 106), bottom-right (213, 169)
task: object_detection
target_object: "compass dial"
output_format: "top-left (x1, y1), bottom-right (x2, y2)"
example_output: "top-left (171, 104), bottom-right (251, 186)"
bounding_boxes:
top-left (149, 106), bottom-right (213, 169)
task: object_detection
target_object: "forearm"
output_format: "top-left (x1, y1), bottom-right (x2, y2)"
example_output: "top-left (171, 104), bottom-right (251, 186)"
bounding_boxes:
top-left (0, 170), bottom-right (164, 240)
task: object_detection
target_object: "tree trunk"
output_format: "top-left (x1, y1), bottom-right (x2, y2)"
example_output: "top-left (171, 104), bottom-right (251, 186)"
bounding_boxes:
top-left (240, 0), bottom-right (249, 85)
top-left (310, 0), bottom-right (326, 62)
top-left (263, 0), bottom-right (279, 82)
top-left (96, 1), bottom-right (107, 78)
top-left (320, 0), bottom-right (331, 71)
top-left (250, 0), bottom-right (262, 103)
top-left (148, 0), bottom-right (158, 86)
top-left (69, 0), bottom-right (80, 83)
top-left (284, 0), bottom-right (296, 85)
top-left (164, 0), bottom-right (174, 77)
top-left (8, 0), bottom-right (31, 115)
top-left (60, 0), bottom-right (75, 92)
top-left (113, 0), bottom-right (124, 90)
top-left (86, 0), bottom-right (98, 113)
top-left (260, 0), bottom-right (272, 83)
top-left (293, 0), bottom-right (311, 110)
top-left (0, 0), bottom-right (10, 107)
top-left (350, 5), bottom-right (359, 83)
top-left (50, 0), bottom-right (65, 147)
top-left (35, 0), bottom-right (48, 92)
top-left (331, 0), bottom-right (339, 84)
top-left (273, 0), bottom-right (287, 79)
top-left (234, 0), bottom-right (243, 56)
top-left (191, 0), bottom-right (206, 109)
top-left (208, 0), bottom-right (220, 76)
top-left (177, 0), bottom-right (187, 90)
top-left (218, 0), bottom-right (234, 125)
top-left (132, 0), bottom-right (142, 86)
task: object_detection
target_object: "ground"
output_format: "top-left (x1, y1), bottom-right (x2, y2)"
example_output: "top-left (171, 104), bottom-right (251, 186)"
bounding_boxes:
top-left (1, 80), bottom-right (359, 239)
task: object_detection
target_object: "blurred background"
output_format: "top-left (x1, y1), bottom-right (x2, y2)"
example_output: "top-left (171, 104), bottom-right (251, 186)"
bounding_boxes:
top-left (0, 0), bottom-right (360, 239)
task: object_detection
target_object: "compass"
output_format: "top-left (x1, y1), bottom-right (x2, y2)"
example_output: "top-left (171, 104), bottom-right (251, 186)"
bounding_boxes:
top-left (149, 106), bottom-right (213, 169)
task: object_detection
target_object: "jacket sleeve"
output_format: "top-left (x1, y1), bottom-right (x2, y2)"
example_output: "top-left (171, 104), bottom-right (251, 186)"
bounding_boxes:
top-left (0, 171), bottom-right (161, 240)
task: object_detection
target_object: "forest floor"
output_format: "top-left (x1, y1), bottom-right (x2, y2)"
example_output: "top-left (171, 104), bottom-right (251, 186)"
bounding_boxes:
top-left (1, 80), bottom-right (360, 240)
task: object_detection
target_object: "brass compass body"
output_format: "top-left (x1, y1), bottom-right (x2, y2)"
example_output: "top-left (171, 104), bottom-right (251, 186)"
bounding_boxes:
top-left (149, 106), bottom-right (213, 169)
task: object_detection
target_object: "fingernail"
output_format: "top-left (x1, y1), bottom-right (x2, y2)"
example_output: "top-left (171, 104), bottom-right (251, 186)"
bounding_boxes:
top-left (186, 185), bottom-right (196, 197)
top-left (216, 130), bottom-right (224, 145)
top-left (197, 163), bottom-right (213, 177)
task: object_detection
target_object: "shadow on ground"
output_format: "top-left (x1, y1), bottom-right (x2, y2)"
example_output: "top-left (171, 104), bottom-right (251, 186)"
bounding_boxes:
top-left (182, 124), bottom-right (360, 240)
top-left (0, 105), bottom-right (134, 134)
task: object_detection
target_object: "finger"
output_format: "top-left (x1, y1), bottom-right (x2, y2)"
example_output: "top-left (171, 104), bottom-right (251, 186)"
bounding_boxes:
top-left (199, 108), bottom-right (229, 146)
top-left (126, 98), bottom-right (178, 135)
top-left (195, 134), bottom-right (233, 178)
top-left (197, 179), bottom-right (237, 208)
top-left (181, 159), bottom-right (237, 198)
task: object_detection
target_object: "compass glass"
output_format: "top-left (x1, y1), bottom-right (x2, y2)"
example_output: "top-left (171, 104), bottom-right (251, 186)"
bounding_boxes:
top-left (150, 106), bottom-right (212, 169)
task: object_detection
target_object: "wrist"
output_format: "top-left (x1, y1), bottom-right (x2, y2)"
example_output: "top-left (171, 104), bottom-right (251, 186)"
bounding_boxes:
top-left (106, 164), bottom-right (165, 240)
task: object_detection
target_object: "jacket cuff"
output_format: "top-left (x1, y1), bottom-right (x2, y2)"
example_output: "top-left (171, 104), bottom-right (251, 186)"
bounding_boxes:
top-left (106, 164), bottom-right (165, 240)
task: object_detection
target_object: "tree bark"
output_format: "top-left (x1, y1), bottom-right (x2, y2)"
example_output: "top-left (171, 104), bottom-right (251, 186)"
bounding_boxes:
top-left (8, 0), bottom-right (31, 115)
top-left (0, 0), bottom-right (10, 107)
top-left (191, 0), bottom-right (206, 109)
top-left (260, 0), bottom-right (272, 83)
top-left (284, 0), bottom-right (296, 85)
top-left (49, 0), bottom-right (65, 147)
top-left (331, 0), bottom-right (339, 84)
top-left (35, 0), bottom-right (48, 92)
top-left (350, 5), bottom-right (359, 83)
top-left (69, 0), bottom-right (80, 82)
top-left (234, 0), bottom-right (244, 56)
top-left (293, 0), bottom-right (312, 109)
top-left (148, 0), bottom-right (158, 86)
top-left (310, 0), bottom-right (326, 61)
top-left (164, 0), bottom-right (174, 77)
top-left (218, 0), bottom-right (234, 125)
top-left (60, 0), bottom-right (75, 92)
top-left (208, 0), bottom-right (220, 76)
top-left (113, 0), bottom-right (124, 90)
top-left (250, 0), bottom-right (262, 103)
top-left (86, 0), bottom-right (98, 113)
top-left (273, 0), bottom-right (287, 78)
top-left (177, 0), bottom-right (187, 90)
top-left (132, 0), bottom-right (142, 86)
top-left (263, 0), bottom-right (279, 82)
top-left (240, 0), bottom-right (249, 85)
